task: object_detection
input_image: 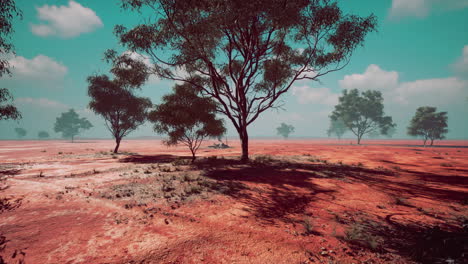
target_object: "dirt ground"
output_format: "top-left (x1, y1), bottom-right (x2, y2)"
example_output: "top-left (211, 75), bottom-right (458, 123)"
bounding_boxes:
top-left (0, 139), bottom-right (467, 264)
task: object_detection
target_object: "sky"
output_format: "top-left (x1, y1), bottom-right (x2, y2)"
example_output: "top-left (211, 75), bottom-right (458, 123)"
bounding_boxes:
top-left (0, 0), bottom-right (467, 140)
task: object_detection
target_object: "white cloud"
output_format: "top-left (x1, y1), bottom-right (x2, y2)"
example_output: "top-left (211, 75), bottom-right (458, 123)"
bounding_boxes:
top-left (453, 45), bottom-right (468, 77)
top-left (0, 55), bottom-right (68, 89)
top-left (339, 64), bottom-right (399, 91)
top-left (8, 55), bottom-right (67, 79)
top-left (15, 97), bottom-right (68, 109)
top-left (292, 86), bottom-right (338, 106)
top-left (30, 1), bottom-right (103, 38)
top-left (339, 64), bottom-right (468, 107)
top-left (389, 0), bottom-right (468, 19)
top-left (389, 0), bottom-right (428, 19)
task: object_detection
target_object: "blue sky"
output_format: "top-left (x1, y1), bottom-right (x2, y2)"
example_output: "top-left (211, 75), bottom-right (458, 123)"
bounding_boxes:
top-left (1, 0), bottom-right (467, 139)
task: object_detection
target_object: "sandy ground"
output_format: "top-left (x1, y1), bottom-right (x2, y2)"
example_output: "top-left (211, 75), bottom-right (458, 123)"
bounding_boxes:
top-left (0, 139), bottom-right (467, 264)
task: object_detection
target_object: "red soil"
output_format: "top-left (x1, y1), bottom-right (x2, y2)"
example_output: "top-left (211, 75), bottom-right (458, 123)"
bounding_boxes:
top-left (0, 139), bottom-right (467, 263)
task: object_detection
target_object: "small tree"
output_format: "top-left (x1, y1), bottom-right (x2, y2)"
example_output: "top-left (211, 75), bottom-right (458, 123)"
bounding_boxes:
top-left (148, 83), bottom-right (226, 161)
top-left (276, 123), bottom-right (295, 139)
top-left (88, 75), bottom-right (152, 153)
top-left (330, 89), bottom-right (395, 144)
top-left (326, 119), bottom-right (347, 140)
top-left (14, 127), bottom-right (26, 139)
top-left (38, 131), bottom-right (49, 139)
top-left (407, 106), bottom-right (448, 146)
top-left (54, 109), bottom-right (92, 142)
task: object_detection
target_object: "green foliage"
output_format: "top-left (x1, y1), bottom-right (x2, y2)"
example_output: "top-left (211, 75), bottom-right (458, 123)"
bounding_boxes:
top-left (115, 0), bottom-right (377, 161)
top-left (0, 1), bottom-right (22, 121)
top-left (148, 83), bottom-right (226, 160)
top-left (87, 73), bottom-right (152, 153)
top-left (38, 131), bottom-right (49, 139)
top-left (326, 118), bottom-right (347, 139)
top-left (0, 88), bottom-right (21, 121)
top-left (54, 109), bottom-right (93, 142)
top-left (14, 127), bottom-right (26, 138)
top-left (330, 89), bottom-right (395, 144)
top-left (276, 123), bottom-right (295, 139)
top-left (407, 106), bottom-right (448, 146)
top-left (0, 0), bottom-right (22, 77)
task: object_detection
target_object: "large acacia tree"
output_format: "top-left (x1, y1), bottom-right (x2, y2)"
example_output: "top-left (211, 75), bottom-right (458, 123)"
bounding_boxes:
top-left (116, 0), bottom-right (377, 161)
top-left (330, 89), bottom-right (395, 145)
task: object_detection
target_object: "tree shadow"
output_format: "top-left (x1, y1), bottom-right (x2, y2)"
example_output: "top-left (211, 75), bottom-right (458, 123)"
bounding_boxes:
top-left (0, 169), bottom-right (21, 177)
top-left (119, 154), bottom-right (182, 164)
top-left (338, 214), bottom-right (468, 263)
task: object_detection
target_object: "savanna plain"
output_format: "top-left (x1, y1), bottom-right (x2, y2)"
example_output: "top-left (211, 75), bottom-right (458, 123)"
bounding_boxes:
top-left (1, 139), bottom-right (467, 264)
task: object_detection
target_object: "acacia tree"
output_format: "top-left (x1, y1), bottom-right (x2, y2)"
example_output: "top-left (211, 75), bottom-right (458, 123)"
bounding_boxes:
top-left (54, 109), bottom-right (93, 142)
top-left (407, 106), bottom-right (448, 146)
top-left (276, 123), bottom-right (294, 139)
top-left (148, 83), bottom-right (226, 161)
top-left (88, 75), bottom-right (152, 153)
top-left (330, 89), bottom-right (395, 145)
top-left (14, 127), bottom-right (26, 138)
top-left (0, 0), bottom-right (22, 121)
top-left (38, 131), bottom-right (49, 139)
top-left (115, 0), bottom-right (377, 161)
top-left (326, 118), bottom-right (347, 140)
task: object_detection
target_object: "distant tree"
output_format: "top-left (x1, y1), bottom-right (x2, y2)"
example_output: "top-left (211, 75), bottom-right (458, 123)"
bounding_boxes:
top-left (326, 119), bottom-right (347, 140)
top-left (14, 127), bottom-right (26, 138)
top-left (115, 0), bottom-right (377, 162)
top-left (88, 75), bottom-right (152, 153)
top-left (0, 88), bottom-right (21, 120)
top-left (148, 83), bottom-right (226, 161)
top-left (276, 123), bottom-right (295, 139)
top-left (54, 109), bottom-right (93, 142)
top-left (1, 0), bottom-right (22, 120)
top-left (38, 131), bottom-right (49, 139)
top-left (330, 89), bottom-right (395, 145)
top-left (407, 106), bottom-right (448, 146)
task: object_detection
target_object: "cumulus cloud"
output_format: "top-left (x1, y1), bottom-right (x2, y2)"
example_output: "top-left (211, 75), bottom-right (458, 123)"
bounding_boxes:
top-left (339, 64), bottom-right (399, 91)
top-left (339, 64), bottom-right (468, 107)
top-left (389, 0), bottom-right (468, 19)
top-left (453, 45), bottom-right (468, 77)
top-left (292, 86), bottom-right (338, 106)
top-left (0, 55), bottom-right (68, 89)
top-left (7, 55), bottom-right (67, 81)
top-left (30, 1), bottom-right (103, 38)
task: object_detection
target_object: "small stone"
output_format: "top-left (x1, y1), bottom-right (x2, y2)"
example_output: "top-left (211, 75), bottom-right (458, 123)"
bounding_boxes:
top-left (320, 251), bottom-right (328, 256)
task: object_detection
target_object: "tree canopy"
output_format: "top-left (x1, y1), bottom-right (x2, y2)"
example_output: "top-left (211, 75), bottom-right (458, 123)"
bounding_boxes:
top-left (38, 131), bottom-right (50, 139)
top-left (327, 118), bottom-right (347, 139)
top-left (148, 83), bottom-right (226, 161)
top-left (88, 54), bottom-right (152, 153)
top-left (0, 88), bottom-right (21, 121)
top-left (407, 106), bottom-right (448, 146)
top-left (330, 89), bottom-right (395, 144)
top-left (14, 127), bottom-right (26, 138)
top-left (0, 0), bottom-right (22, 121)
top-left (54, 109), bottom-right (93, 142)
top-left (276, 123), bottom-right (294, 139)
top-left (115, 0), bottom-right (377, 161)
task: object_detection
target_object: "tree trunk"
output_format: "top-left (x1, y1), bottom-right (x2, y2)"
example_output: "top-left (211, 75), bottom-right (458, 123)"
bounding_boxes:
top-left (357, 135), bottom-right (362, 145)
top-left (191, 151), bottom-right (196, 163)
top-left (114, 138), bottom-right (121, 153)
top-left (240, 128), bottom-right (249, 163)
top-left (423, 138), bottom-right (427, 146)
top-left (430, 138), bottom-right (434, 146)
